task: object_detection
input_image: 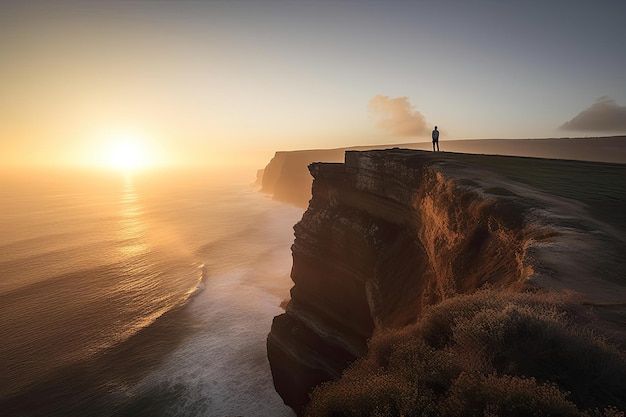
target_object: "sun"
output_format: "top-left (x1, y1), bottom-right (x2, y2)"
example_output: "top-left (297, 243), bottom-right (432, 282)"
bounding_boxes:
top-left (94, 128), bottom-right (165, 171)
top-left (108, 141), bottom-right (144, 170)
top-left (103, 131), bottom-right (149, 171)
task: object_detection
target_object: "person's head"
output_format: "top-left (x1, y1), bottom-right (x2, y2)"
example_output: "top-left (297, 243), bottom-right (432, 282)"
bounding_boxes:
top-left (434, 126), bottom-right (438, 130)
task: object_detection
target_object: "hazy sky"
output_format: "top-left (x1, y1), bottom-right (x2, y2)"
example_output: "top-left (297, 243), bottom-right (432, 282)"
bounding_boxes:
top-left (1, 0), bottom-right (625, 168)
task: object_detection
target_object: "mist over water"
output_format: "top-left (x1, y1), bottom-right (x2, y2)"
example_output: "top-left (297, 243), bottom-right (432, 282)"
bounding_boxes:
top-left (0, 168), bottom-right (300, 416)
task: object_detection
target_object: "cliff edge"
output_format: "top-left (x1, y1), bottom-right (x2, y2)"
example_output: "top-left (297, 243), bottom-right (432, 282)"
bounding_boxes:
top-left (267, 149), bottom-right (626, 415)
top-left (259, 137), bottom-right (626, 208)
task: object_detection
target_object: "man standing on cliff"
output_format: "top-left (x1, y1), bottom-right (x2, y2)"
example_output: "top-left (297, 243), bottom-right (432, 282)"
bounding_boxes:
top-left (432, 126), bottom-right (440, 152)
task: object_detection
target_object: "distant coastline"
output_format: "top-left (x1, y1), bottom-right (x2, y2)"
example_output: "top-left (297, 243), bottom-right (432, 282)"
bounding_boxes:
top-left (259, 136), bottom-right (626, 208)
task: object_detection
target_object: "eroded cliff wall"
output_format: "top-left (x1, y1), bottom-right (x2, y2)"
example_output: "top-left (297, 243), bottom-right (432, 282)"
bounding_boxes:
top-left (267, 149), bottom-right (626, 415)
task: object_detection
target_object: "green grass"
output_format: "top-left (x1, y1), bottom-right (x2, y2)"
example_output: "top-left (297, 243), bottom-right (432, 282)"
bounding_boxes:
top-left (452, 153), bottom-right (626, 233)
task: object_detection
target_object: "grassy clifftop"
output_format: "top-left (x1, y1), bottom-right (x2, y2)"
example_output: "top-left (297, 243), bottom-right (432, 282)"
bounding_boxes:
top-left (452, 153), bottom-right (626, 233)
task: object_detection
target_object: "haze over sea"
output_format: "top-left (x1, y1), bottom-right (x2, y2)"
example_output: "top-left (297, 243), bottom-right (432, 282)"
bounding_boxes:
top-left (0, 168), bottom-right (299, 416)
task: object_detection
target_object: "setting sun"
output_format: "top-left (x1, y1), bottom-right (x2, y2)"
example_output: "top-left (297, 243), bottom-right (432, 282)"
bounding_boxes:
top-left (96, 128), bottom-right (161, 171)
top-left (108, 141), bottom-right (144, 170)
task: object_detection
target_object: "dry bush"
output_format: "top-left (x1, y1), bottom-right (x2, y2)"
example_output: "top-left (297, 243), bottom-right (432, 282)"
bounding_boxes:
top-left (443, 373), bottom-right (583, 417)
top-left (305, 289), bottom-right (626, 417)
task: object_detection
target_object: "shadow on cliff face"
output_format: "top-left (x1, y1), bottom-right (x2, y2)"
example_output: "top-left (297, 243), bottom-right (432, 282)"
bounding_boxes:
top-left (305, 289), bottom-right (626, 417)
top-left (261, 150), bottom-right (346, 208)
top-left (267, 149), bottom-right (626, 416)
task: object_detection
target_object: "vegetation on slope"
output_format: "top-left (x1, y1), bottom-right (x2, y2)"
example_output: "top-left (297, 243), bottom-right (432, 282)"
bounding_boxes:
top-left (305, 289), bottom-right (626, 416)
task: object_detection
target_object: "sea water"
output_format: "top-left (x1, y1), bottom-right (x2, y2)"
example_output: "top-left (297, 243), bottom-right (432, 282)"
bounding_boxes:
top-left (0, 168), bottom-right (300, 416)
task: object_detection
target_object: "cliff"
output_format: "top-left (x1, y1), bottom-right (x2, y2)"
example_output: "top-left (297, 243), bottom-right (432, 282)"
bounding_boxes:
top-left (261, 149), bottom-right (345, 207)
top-left (260, 137), bottom-right (626, 208)
top-left (267, 149), bottom-right (626, 415)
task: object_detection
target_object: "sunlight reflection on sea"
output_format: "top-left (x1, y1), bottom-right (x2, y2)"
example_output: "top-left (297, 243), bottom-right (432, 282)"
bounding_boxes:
top-left (0, 168), bottom-right (300, 416)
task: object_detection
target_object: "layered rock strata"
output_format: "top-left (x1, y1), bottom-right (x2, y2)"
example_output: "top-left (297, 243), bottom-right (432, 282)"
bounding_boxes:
top-left (267, 149), bottom-right (626, 415)
top-left (260, 137), bottom-right (626, 207)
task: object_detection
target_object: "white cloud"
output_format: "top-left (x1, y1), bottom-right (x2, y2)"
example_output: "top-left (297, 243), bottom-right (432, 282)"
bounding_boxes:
top-left (560, 97), bottom-right (626, 132)
top-left (368, 95), bottom-right (430, 137)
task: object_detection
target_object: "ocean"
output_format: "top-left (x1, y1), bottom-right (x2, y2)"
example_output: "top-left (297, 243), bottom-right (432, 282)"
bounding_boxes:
top-left (0, 168), bottom-right (300, 417)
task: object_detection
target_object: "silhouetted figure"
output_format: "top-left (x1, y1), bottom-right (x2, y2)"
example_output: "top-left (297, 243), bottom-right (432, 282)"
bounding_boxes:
top-left (432, 126), bottom-right (440, 152)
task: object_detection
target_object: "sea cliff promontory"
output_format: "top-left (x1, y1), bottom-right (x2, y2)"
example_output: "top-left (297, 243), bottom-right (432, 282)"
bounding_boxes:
top-left (266, 148), bottom-right (626, 415)
top-left (260, 137), bottom-right (626, 208)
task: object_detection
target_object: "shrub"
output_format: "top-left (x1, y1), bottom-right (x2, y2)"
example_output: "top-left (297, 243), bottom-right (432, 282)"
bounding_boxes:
top-left (305, 289), bottom-right (626, 416)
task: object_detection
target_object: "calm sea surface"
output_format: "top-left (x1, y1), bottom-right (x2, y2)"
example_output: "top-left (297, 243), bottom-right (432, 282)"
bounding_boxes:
top-left (0, 168), bottom-right (300, 416)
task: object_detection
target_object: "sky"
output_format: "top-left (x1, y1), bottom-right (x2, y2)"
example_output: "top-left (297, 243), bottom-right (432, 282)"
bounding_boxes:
top-left (1, 0), bottom-right (626, 169)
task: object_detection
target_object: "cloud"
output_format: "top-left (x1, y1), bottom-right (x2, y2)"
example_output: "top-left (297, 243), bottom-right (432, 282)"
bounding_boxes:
top-left (560, 97), bottom-right (626, 132)
top-left (368, 95), bottom-right (430, 137)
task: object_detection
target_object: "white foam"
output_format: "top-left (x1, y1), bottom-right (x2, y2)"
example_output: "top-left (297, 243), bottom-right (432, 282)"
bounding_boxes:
top-left (128, 195), bottom-right (302, 416)
top-left (132, 268), bottom-right (295, 416)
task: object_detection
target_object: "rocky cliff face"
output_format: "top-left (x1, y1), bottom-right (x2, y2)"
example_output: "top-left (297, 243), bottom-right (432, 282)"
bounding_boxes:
top-left (261, 149), bottom-right (346, 207)
top-left (260, 144), bottom-right (428, 207)
top-left (266, 149), bottom-right (626, 415)
top-left (260, 137), bottom-right (626, 208)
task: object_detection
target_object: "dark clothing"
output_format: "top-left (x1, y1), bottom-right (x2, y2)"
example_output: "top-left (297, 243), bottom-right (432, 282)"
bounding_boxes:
top-left (432, 128), bottom-right (439, 152)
